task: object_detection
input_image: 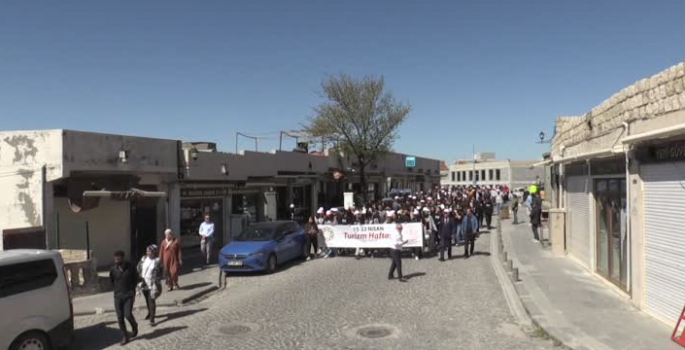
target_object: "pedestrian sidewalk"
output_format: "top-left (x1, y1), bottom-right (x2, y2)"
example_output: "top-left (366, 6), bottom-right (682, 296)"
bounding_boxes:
top-left (501, 219), bottom-right (680, 350)
top-left (73, 252), bottom-right (222, 316)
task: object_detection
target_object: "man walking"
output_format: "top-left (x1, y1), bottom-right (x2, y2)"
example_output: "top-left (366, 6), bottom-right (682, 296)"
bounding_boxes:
top-left (109, 251), bottom-right (139, 345)
top-left (461, 208), bottom-right (479, 259)
top-left (530, 193), bottom-right (543, 242)
top-left (438, 208), bottom-right (456, 261)
top-left (511, 197), bottom-right (519, 224)
top-left (199, 214), bottom-right (215, 266)
top-left (388, 222), bottom-right (408, 282)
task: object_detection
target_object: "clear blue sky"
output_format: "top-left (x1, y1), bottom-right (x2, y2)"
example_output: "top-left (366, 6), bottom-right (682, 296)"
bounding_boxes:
top-left (1, 0), bottom-right (684, 163)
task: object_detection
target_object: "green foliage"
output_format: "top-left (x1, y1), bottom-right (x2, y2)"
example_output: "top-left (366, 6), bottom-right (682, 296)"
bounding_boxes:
top-left (305, 74), bottom-right (410, 167)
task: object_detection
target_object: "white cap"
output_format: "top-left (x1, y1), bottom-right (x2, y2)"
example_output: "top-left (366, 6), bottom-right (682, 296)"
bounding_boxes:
top-left (395, 196), bottom-right (399, 199)
top-left (443, 208), bottom-right (450, 213)
top-left (317, 207), bottom-right (324, 214)
top-left (439, 204), bottom-right (445, 209)
top-left (354, 210), bottom-right (361, 215)
top-left (413, 209), bottom-right (419, 215)
top-left (331, 208), bottom-right (338, 212)
top-left (420, 199), bottom-right (425, 203)
top-left (387, 210), bottom-right (396, 217)
top-left (412, 196), bottom-right (416, 199)
top-left (326, 210), bottom-right (332, 215)
top-left (422, 207), bottom-right (430, 212)
top-left (290, 204), bottom-right (295, 208)
top-left (427, 197), bottom-right (433, 201)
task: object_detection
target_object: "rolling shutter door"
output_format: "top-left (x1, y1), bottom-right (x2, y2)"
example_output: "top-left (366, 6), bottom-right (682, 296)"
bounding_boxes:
top-left (642, 162), bottom-right (685, 326)
top-left (567, 176), bottom-right (591, 269)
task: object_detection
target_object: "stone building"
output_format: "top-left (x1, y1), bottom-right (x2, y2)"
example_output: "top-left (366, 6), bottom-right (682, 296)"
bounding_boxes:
top-left (442, 152), bottom-right (544, 190)
top-left (548, 61), bottom-right (685, 327)
top-left (0, 129), bottom-right (441, 266)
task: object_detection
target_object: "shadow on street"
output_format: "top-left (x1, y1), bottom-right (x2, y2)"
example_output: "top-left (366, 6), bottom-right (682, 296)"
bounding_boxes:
top-left (136, 326), bottom-right (188, 341)
top-left (154, 307), bottom-right (208, 326)
top-left (404, 272), bottom-right (426, 280)
top-left (179, 282), bottom-right (212, 291)
top-left (71, 322), bottom-right (124, 350)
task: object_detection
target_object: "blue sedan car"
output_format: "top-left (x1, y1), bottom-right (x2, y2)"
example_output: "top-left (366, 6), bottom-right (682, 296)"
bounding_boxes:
top-left (219, 221), bottom-right (307, 274)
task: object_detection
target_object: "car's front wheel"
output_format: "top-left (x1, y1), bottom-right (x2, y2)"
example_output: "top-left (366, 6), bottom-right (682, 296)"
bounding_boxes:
top-left (266, 254), bottom-right (277, 274)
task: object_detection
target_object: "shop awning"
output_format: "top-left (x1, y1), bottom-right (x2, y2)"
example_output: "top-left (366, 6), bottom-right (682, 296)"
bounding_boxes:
top-left (552, 147), bottom-right (623, 164)
top-left (532, 159), bottom-right (552, 167)
top-left (622, 122), bottom-right (685, 144)
top-left (82, 188), bottom-right (167, 199)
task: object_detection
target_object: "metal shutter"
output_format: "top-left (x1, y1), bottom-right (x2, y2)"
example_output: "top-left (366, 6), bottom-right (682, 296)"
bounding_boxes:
top-left (567, 176), bottom-right (591, 269)
top-left (642, 162), bottom-right (685, 326)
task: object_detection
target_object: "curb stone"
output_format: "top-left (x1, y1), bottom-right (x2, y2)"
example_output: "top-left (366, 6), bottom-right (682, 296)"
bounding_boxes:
top-left (73, 285), bottom-right (222, 317)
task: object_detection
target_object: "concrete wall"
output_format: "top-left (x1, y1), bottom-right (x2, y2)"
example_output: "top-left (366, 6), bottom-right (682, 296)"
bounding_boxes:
top-left (510, 163), bottom-right (544, 187)
top-left (54, 197), bottom-right (130, 268)
top-left (63, 130), bottom-right (179, 176)
top-left (0, 130), bottom-right (64, 242)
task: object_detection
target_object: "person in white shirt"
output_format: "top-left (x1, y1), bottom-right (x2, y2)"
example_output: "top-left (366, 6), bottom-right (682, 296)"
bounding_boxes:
top-left (388, 223), bottom-right (409, 282)
top-left (199, 214), bottom-right (215, 266)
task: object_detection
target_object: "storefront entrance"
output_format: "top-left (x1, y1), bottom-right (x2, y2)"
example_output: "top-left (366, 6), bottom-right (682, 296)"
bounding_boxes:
top-left (594, 178), bottom-right (627, 290)
top-left (180, 198), bottom-right (224, 248)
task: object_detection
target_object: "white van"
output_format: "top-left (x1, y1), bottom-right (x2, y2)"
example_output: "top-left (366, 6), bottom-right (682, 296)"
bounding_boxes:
top-left (0, 249), bottom-right (74, 350)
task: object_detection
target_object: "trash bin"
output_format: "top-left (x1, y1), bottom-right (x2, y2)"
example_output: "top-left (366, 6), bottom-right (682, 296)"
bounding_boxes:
top-left (501, 206), bottom-right (510, 220)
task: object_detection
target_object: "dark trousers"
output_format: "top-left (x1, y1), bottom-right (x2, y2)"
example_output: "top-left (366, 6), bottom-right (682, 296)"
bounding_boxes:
top-left (464, 236), bottom-right (476, 257)
top-left (485, 212), bottom-right (492, 229)
top-left (388, 249), bottom-right (403, 279)
top-left (512, 209), bottom-right (518, 224)
top-left (143, 290), bottom-right (156, 322)
top-left (532, 224), bottom-right (540, 241)
top-left (305, 234), bottom-right (318, 257)
top-left (440, 237), bottom-right (452, 260)
top-left (413, 247), bottom-right (423, 259)
top-left (114, 295), bottom-right (137, 336)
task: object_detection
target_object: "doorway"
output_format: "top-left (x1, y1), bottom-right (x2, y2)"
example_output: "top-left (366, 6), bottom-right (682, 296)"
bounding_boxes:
top-left (594, 178), bottom-right (628, 291)
top-left (130, 199), bottom-right (158, 261)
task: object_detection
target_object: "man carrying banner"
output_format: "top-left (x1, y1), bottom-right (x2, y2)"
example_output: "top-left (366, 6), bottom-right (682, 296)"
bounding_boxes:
top-left (388, 222), bottom-right (409, 282)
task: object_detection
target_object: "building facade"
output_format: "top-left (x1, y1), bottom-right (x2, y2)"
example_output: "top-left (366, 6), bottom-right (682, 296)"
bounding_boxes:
top-left (0, 129), bottom-right (441, 266)
top-left (441, 153), bottom-right (543, 189)
top-left (548, 61), bottom-right (685, 327)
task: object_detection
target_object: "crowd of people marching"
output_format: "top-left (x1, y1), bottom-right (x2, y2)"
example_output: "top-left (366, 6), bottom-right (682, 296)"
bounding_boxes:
top-left (300, 184), bottom-right (545, 262)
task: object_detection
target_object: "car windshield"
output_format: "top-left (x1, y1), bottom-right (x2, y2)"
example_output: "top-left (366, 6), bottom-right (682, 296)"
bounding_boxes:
top-left (234, 225), bottom-right (277, 242)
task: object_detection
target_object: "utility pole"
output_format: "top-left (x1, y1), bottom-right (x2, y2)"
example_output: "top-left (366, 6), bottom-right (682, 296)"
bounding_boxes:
top-left (472, 144), bottom-right (477, 186)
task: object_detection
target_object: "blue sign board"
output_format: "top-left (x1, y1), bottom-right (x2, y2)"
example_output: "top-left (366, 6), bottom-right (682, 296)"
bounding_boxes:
top-left (405, 156), bottom-right (416, 168)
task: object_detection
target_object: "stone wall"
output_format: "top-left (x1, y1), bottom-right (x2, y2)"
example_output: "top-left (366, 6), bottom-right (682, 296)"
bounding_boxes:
top-left (552, 62), bottom-right (685, 158)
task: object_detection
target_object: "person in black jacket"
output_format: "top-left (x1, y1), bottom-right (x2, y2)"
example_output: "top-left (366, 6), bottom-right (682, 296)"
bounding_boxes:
top-left (110, 250), bottom-right (139, 345)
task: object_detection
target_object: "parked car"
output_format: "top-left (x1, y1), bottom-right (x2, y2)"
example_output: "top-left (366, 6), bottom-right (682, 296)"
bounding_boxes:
top-left (512, 187), bottom-right (526, 198)
top-left (219, 221), bottom-right (306, 274)
top-left (0, 249), bottom-right (74, 350)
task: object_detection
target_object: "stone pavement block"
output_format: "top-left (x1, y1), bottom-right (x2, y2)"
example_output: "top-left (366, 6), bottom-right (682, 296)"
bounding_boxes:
top-left (501, 220), bottom-right (681, 350)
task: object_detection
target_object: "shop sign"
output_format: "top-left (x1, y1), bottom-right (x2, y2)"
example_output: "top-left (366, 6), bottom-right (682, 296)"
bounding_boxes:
top-left (405, 156), bottom-right (416, 168)
top-left (637, 141), bottom-right (685, 163)
top-left (181, 184), bottom-right (246, 198)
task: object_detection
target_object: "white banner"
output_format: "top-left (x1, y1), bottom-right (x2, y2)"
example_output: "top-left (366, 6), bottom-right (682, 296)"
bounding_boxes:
top-left (319, 223), bottom-right (424, 248)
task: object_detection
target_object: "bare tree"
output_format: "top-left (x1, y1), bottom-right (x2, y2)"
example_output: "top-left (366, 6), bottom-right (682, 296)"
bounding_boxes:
top-left (305, 74), bottom-right (410, 202)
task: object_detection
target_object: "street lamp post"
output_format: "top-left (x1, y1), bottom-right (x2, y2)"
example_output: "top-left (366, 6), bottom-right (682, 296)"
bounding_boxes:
top-left (537, 131), bottom-right (552, 144)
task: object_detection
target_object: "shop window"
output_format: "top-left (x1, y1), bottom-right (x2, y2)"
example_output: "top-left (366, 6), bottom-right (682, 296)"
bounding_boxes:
top-left (457, 172), bottom-right (461, 182)
top-left (180, 199), bottom-right (223, 244)
top-left (451, 172), bottom-right (456, 182)
top-left (496, 169), bottom-right (501, 181)
top-left (489, 169), bottom-right (493, 180)
top-left (481, 170), bottom-right (486, 181)
top-left (469, 171), bottom-right (473, 181)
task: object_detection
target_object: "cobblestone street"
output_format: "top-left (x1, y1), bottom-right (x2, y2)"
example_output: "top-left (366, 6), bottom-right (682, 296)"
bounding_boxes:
top-left (73, 233), bottom-right (558, 350)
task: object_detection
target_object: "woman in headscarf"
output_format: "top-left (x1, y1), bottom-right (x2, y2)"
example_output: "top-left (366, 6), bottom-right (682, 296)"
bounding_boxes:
top-left (137, 244), bottom-right (162, 326)
top-left (159, 229), bottom-right (182, 291)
